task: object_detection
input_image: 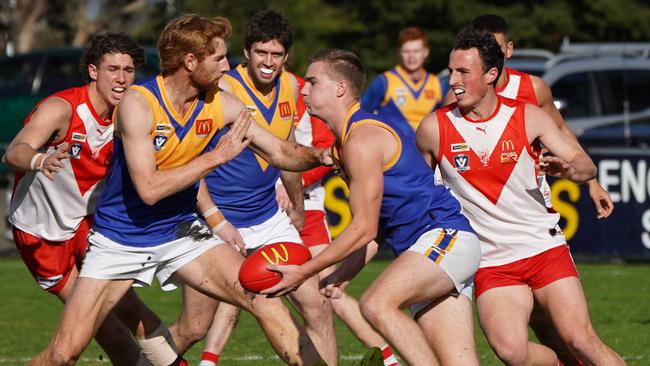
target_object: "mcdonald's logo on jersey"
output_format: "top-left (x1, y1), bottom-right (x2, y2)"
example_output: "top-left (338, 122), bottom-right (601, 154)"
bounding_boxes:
top-left (278, 102), bottom-right (292, 119)
top-left (195, 119), bottom-right (213, 137)
top-left (501, 139), bottom-right (515, 152)
top-left (500, 140), bottom-right (519, 163)
top-left (260, 243), bottom-right (290, 264)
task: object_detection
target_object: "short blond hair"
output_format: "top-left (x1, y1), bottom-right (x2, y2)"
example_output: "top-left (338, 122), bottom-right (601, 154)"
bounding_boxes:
top-left (158, 14), bottom-right (232, 75)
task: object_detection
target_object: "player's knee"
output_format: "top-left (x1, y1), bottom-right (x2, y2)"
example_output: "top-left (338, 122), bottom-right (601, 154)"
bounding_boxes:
top-left (50, 347), bottom-right (79, 366)
top-left (493, 345), bottom-right (528, 366)
top-left (171, 319), bottom-right (210, 346)
top-left (488, 335), bottom-right (528, 366)
top-left (358, 294), bottom-right (384, 325)
top-left (562, 326), bottom-right (600, 356)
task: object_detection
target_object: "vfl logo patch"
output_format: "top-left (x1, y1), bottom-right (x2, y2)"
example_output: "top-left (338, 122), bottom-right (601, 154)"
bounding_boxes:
top-left (451, 143), bottom-right (469, 152)
top-left (195, 119), bottom-right (213, 137)
top-left (36, 274), bottom-right (63, 290)
top-left (278, 102), bottom-right (292, 119)
top-left (453, 154), bottom-right (470, 172)
top-left (69, 143), bottom-right (83, 159)
top-left (71, 132), bottom-right (86, 142)
top-left (425, 90), bottom-right (435, 99)
top-left (395, 88), bottom-right (407, 106)
top-left (153, 135), bottom-right (168, 151)
top-left (260, 243), bottom-right (290, 265)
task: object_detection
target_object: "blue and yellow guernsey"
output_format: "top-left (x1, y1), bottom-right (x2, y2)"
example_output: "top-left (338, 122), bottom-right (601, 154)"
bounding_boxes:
top-left (361, 65), bottom-right (444, 139)
top-left (93, 75), bottom-right (225, 247)
top-left (204, 65), bottom-right (295, 227)
top-left (335, 103), bottom-right (472, 255)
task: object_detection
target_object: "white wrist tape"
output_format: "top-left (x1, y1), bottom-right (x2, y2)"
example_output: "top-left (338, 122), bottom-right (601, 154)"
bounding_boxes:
top-left (30, 153), bottom-right (43, 171)
top-left (211, 220), bottom-right (229, 233)
top-left (202, 206), bottom-right (220, 218)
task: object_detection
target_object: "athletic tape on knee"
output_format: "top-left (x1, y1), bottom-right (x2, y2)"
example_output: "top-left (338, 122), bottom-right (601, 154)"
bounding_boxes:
top-left (136, 323), bottom-right (181, 366)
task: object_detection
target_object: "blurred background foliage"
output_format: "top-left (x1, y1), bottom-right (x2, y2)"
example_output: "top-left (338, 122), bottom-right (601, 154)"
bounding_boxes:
top-left (2, 0), bottom-right (650, 78)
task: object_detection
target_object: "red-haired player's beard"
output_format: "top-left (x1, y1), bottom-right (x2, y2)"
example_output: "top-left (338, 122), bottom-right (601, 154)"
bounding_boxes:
top-left (190, 66), bottom-right (220, 92)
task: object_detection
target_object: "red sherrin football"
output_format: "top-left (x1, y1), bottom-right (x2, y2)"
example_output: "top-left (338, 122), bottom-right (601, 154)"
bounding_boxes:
top-left (238, 242), bottom-right (312, 293)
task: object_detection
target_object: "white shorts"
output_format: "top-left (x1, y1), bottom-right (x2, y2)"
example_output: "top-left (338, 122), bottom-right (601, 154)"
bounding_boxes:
top-left (218, 209), bottom-right (302, 250)
top-left (79, 220), bottom-right (222, 291)
top-left (407, 228), bottom-right (481, 316)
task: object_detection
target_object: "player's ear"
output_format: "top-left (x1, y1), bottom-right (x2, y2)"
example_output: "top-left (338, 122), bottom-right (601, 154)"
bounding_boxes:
top-left (485, 67), bottom-right (499, 84)
top-left (88, 63), bottom-right (98, 81)
top-left (183, 53), bottom-right (197, 71)
top-left (244, 48), bottom-right (250, 61)
top-left (505, 41), bottom-right (514, 59)
top-left (336, 80), bottom-right (348, 98)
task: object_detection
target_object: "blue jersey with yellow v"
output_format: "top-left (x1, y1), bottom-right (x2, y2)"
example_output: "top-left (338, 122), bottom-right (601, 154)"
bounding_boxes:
top-left (361, 65), bottom-right (443, 138)
top-left (94, 75), bottom-right (226, 247)
top-left (335, 103), bottom-right (472, 255)
top-left (204, 65), bottom-right (296, 227)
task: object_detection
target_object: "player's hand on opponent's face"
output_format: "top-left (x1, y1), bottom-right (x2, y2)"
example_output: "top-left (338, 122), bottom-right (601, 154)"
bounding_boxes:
top-left (214, 108), bottom-right (252, 163)
top-left (213, 221), bottom-right (246, 256)
top-left (42, 143), bottom-right (70, 181)
top-left (261, 264), bottom-right (309, 298)
top-left (588, 181), bottom-right (614, 219)
top-left (539, 155), bottom-right (575, 179)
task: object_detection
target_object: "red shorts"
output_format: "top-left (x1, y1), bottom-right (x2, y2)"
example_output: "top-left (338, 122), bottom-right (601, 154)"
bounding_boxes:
top-left (299, 210), bottom-right (331, 247)
top-left (474, 244), bottom-right (579, 298)
top-left (13, 217), bottom-right (92, 294)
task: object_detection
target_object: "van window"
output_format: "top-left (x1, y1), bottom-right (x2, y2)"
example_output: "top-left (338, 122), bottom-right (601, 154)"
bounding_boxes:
top-left (39, 54), bottom-right (84, 95)
top-left (598, 69), bottom-right (650, 115)
top-left (551, 72), bottom-right (600, 118)
top-left (0, 56), bottom-right (38, 96)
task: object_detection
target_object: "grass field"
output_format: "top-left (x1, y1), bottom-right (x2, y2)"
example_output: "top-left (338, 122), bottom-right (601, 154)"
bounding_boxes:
top-left (1, 257), bottom-right (649, 365)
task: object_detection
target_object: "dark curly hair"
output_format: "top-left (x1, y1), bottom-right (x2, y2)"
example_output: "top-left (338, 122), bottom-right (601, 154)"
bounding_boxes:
top-left (453, 27), bottom-right (504, 86)
top-left (470, 14), bottom-right (509, 40)
top-left (245, 10), bottom-right (293, 52)
top-left (79, 32), bottom-right (145, 83)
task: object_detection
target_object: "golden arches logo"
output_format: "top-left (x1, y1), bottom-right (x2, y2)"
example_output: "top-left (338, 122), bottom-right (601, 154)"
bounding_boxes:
top-left (260, 244), bottom-right (290, 264)
top-left (501, 139), bottom-right (515, 151)
top-left (195, 119), bottom-right (213, 136)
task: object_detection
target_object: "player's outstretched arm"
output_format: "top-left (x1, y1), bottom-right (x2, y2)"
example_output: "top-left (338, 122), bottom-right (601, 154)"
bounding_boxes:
top-left (247, 121), bottom-right (330, 171)
top-left (3, 97), bottom-right (71, 180)
top-left (119, 89), bottom-right (251, 205)
top-left (262, 125), bottom-right (386, 297)
top-left (534, 76), bottom-right (614, 219)
top-left (525, 104), bottom-right (596, 183)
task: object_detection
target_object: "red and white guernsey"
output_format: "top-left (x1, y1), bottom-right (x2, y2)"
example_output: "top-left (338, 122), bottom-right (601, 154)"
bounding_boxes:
top-left (9, 85), bottom-right (114, 241)
top-left (436, 96), bottom-right (565, 267)
top-left (496, 67), bottom-right (539, 106)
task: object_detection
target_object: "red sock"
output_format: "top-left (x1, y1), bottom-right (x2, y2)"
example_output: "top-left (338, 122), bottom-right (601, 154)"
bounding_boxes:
top-left (201, 352), bottom-right (220, 363)
top-left (380, 345), bottom-right (399, 365)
